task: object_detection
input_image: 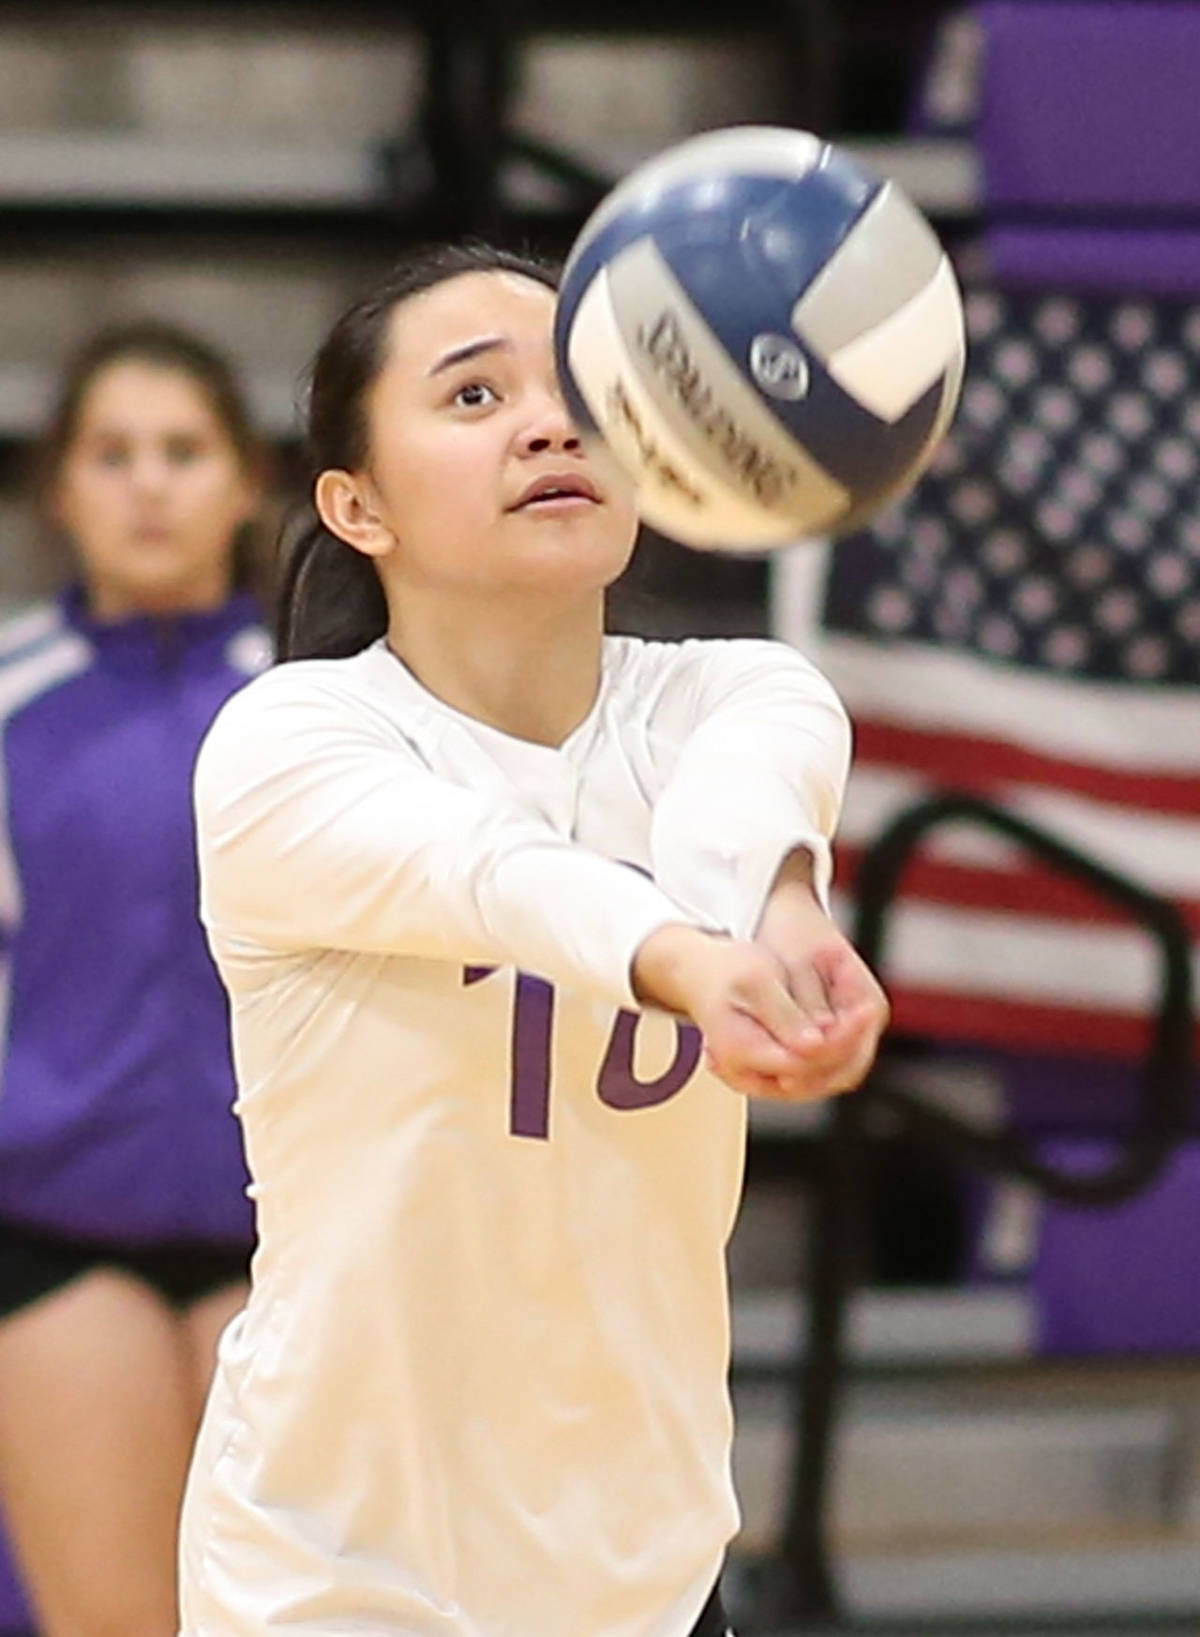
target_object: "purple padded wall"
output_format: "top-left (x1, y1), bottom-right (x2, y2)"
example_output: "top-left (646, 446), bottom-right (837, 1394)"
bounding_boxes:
top-left (988, 225), bottom-right (1200, 295)
top-left (978, 1), bottom-right (1200, 290)
top-left (1034, 1141), bottom-right (1200, 1352)
top-left (979, 1), bottom-right (1200, 214)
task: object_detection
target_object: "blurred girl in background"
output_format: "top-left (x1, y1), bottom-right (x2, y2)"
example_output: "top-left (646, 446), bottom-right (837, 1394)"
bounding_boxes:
top-left (0, 323), bottom-right (269, 1637)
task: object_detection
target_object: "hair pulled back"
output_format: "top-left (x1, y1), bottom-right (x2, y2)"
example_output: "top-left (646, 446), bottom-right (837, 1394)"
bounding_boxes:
top-left (276, 242), bottom-right (559, 662)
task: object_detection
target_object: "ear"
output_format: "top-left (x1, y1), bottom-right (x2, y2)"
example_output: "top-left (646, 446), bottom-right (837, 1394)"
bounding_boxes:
top-left (314, 469), bottom-right (397, 560)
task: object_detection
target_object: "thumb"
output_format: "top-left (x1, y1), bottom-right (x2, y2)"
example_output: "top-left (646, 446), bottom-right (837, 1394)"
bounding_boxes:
top-left (783, 959), bottom-right (836, 1028)
top-left (741, 962), bottom-right (824, 1053)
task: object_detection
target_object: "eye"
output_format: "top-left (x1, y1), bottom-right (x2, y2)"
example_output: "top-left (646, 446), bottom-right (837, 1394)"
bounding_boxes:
top-left (165, 436), bottom-right (204, 466)
top-left (95, 443), bottom-right (130, 469)
top-left (452, 380), bottom-right (498, 410)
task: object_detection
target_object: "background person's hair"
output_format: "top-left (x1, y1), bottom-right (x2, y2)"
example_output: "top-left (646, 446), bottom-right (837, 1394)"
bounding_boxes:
top-left (276, 241), bottom-right (559, 663)
top-left (35, 319), bottom-right (269, 594)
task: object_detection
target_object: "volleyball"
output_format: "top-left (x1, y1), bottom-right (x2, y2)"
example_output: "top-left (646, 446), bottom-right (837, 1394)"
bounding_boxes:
top-left (554, 125), bottom-right (966, 552)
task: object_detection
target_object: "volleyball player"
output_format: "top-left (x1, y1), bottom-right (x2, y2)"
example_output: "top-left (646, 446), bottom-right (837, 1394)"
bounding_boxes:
top-left (0, 324), bottom-right (268, 1637)
top-left (180, 244), bottom-right (888, 1637)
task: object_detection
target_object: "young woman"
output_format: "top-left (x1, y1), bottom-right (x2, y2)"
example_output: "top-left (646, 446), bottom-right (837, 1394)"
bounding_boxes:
top-left (0, 323), bottom-right (269, 1637)
top-left (182, 244), bottom-right (888, 1637)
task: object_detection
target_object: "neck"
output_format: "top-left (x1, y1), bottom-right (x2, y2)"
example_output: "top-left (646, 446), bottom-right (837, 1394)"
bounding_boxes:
top-left (85, 571), bottom-right (234, 623)
top-left (386, 590), bottom-right (605, 747)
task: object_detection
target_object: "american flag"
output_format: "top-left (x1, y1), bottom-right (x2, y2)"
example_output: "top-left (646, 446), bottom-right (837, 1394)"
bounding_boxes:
top-left (775, 283), bottom-right (1200, 1061)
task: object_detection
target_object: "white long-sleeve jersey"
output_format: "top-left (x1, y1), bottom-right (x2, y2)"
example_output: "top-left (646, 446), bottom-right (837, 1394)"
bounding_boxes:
top-left (181, 633), bottom-right (850, 1637)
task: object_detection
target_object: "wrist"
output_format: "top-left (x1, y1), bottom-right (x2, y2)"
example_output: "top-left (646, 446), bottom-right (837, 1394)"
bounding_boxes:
top-left (631, 922), bottom-right (717, 1014)
top-left (768, 845), bottom-right (819, 897)
top-left (757, 846), bottom-right (826, 934)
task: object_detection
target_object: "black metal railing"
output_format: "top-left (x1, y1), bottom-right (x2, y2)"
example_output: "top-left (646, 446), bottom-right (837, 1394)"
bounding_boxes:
top-left (380, 0), bottom-right (842, 237)
top-left (751, 789), bottom-right (1194, 1631)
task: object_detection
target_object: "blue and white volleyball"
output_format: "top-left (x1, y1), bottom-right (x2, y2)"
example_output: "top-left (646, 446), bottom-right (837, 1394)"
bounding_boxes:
top-left (554, 126), bottom-right (966, 552)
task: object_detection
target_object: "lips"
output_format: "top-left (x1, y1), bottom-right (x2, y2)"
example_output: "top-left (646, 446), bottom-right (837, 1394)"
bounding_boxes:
top-left (510, 472), bottom-right (601, 509)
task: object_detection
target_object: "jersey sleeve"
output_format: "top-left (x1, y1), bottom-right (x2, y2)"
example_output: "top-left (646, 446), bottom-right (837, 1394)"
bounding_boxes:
top-left (194, 672), bottom-right (696, 1007)
top-left (646, 638), bottom-right (852, 938)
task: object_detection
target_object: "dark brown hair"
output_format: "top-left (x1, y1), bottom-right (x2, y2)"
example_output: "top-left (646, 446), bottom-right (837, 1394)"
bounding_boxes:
top-left (276, 241), bottom-right (559, 662)
top-left (37, 319), bottom-right (267, 592)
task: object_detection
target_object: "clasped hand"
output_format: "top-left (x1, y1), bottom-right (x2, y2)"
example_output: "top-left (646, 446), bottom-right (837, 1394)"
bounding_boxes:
top-left (632, 851), bottom-right (889, 1103)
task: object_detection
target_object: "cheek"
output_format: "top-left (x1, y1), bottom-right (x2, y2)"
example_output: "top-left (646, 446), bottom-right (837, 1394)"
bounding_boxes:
top-left (54, 472), bottom-right (122, 544)
top-left (591, 487), bottom-right (641, 569)
top-left (610, 488), bottom-right (640, 546)
top-left (581, 446), bottom-right (640, 552)
top-left (183, 464), bottom-right (252, 528)
top-left (378, 432), bottom-right (496, 538)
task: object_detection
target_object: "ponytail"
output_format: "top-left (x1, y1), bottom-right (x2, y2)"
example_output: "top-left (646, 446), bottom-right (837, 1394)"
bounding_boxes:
top-left (274, 507), bottom-right (388, 662)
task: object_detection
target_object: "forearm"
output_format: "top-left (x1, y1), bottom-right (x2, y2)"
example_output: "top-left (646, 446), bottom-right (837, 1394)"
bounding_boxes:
top-left (756, 844), bottom-right (827, 929)
top-left (647, 642), bottom-right (851, 937)
top-left (198, 693), bottom-right (703, 1006)
top-left (630, 921), bottom-right (724, 1014)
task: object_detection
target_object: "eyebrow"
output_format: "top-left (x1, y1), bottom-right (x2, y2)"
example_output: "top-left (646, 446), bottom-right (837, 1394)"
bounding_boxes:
top-left (427, 335), bottom-right (511, 377)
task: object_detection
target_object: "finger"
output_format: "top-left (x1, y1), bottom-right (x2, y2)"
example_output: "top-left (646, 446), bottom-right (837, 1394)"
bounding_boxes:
top-left (715, 1065), bottom-right (800, 1100)
top-left (768, 1053), bottom-right (871, 1101)
top-left (813, 943), bottom-right (889, 1016)
top-left (815, 992), bottom-right (888, 1046)
top-left (739, 966), bottom-right (825, 1054)
top-left (798, 1019), bottom-right (886, 1092)
top-left (747, 995), bottom-right (881, 1076)
top-left (815, 1016), bottom-right (889, 1093)
top-left (781, 959), bottom-right (836, 1028)
top-left (706, 1030), bottom-right (804, 1084)
top-left (771, 1073), bottom-right (845, 1103)
top-left (788, 978), bottom-right (888, 1073)
top-left (730, 1055), bottom-right (852, 1102)
top-left (704, 1032), bottom-right (794, 1097)
top-left (762, 1003), bottom-right (888, 1098)
top-left (706, 994), bottom-right (837, 1085)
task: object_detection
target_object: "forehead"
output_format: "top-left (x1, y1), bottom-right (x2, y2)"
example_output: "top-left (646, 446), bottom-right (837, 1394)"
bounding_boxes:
top-left (75, 360), bottom-right (221, 432)
top-left (384, 270), bottom-right (557, 373)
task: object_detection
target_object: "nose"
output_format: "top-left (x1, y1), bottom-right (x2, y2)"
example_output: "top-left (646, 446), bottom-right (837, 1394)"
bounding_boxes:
top-left (130, 449), bottom-right (170, 493)
top-left (515, 387), bottom-right (582, 458)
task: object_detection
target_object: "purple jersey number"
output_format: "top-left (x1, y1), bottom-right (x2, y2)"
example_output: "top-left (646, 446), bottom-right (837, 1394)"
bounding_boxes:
top-left (464, 966), bottom-right (702, 1139)
top-left (598, 1008), bottom-right (702, 1110)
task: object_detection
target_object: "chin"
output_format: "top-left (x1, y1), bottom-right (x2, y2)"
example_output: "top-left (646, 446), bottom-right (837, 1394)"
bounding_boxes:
top-left (113, 572), bottom-right (217, 616)
top-left (523, 547), bottom-right (632, 596)
top-left (528, 518), bottom-right (634, 569)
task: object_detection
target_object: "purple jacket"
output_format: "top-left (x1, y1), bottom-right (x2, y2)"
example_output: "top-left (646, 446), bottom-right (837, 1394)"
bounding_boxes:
top-left (0, 588), bottom-right (268, 1245)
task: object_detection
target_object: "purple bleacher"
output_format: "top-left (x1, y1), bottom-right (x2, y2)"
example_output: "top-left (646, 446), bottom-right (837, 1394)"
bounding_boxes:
top-left (993, 1051), bottom-right (1178, 1138)
top-left (988, 226), bottom-right (1200, 296)
top-left (979, 1), bottom-right (1200, 213)
top-left (979, 0), bottom-right (1200, 286)
top-left (1033, 1141), bottom-right (1200, 1353)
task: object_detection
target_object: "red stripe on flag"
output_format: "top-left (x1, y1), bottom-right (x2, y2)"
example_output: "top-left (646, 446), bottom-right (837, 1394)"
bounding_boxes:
top-left (836, 845), bottom-right (1200, 936)
top-left (853, 720), bottom-right (1200, 816)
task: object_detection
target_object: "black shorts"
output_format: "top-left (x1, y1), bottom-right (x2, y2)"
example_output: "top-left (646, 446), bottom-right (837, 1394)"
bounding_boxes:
top-left (0, 1216), bottom-right (251, 1323)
